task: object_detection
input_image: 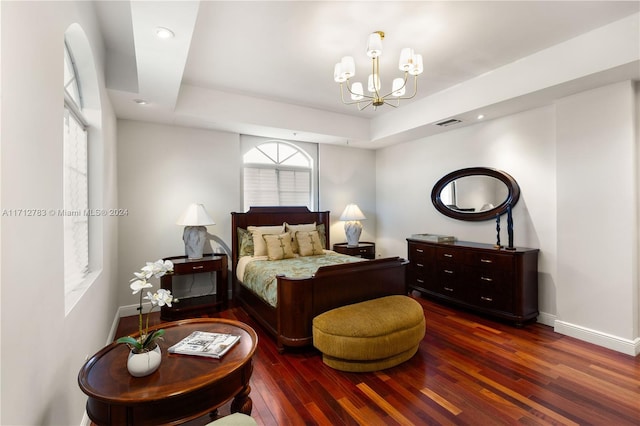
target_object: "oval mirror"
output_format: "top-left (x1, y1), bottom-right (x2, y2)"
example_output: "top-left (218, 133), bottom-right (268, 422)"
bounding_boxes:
top-left (431, 167), bottom-right (520, 221)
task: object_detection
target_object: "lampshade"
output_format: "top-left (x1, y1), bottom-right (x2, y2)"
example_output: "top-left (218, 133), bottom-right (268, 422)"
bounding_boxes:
top-left (340, 204), bottom-right (366, 221)
top-left (392, 78), bottom-right (406, 97)
top-left (351, 82), bottom-right (364, 100)
top-left (366, 32), bottom-right (383, 58)
top-left (176, 203), bottom-right (215, 226)
top-left (340, 56), bottom-right (355, 78)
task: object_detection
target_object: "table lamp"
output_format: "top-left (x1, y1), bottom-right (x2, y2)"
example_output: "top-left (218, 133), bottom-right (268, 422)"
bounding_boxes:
top-left (340, 203), bottom-right (366, 247)
top-left (176, 203), bottom-right (215, 259)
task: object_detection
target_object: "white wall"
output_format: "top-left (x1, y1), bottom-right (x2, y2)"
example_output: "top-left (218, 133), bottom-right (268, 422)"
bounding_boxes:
top-left (0, 2), bottom-right (119, 425)
top-left (376, 81), bottom-right (639, 355)
top-left (318, 144), bottom-right (377, 249)
top-left (555, 81), bottom-right (638, 349)
top-left (117, 121), bottom-right (240, 308)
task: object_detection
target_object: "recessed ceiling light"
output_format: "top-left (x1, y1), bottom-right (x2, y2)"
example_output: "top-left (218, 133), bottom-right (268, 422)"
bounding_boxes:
top-left (155, 27), bottom-right (174, 39)
top-left (477, 114), bottom-right (485, 120)
top-left (134, 99), bottom-right (148, 105)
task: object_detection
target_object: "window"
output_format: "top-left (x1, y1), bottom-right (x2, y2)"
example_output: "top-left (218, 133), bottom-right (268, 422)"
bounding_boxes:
top-left (63, 41), bottom-right (89, 299)
top-left (242, 138), bottom-right (317, 210)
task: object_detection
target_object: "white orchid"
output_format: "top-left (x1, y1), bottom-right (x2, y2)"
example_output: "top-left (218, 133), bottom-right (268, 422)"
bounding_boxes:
top-left (117, 259), bottom-right (177, 353)
top-left (130, 278), bottom-right (153, 294)
top-left (144, 288), bottom-right (175, 308)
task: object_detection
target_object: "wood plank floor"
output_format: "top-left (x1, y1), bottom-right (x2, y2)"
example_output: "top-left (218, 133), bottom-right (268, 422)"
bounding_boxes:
top-left (113, 296), bottom-right (640, 425)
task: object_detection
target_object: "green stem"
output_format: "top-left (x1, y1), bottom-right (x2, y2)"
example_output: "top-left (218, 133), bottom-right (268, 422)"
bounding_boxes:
top-left (138, 290), bottom-right (143, 338)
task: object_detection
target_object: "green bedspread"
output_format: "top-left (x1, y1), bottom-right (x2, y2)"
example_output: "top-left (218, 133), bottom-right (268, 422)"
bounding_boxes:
top-left (241, 252), bottom-right (365, 307)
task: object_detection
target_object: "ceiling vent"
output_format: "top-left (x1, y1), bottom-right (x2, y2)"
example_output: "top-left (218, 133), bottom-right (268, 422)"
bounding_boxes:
top-left (435, 118), bottom-right (462, 127)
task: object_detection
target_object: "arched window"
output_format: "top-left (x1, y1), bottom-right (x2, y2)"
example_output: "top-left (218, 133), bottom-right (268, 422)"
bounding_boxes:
top-left (63, 41), bottom-right (89, 299)
top-left (63, 24), bottom-right (103, 314)
top-left (242, 139), bottom-right (316, 210)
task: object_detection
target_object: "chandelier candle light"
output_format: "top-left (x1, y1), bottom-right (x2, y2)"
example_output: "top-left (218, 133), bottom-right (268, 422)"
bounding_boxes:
top-left (333, 31), bottom-right (423, 110)
top-left (176, 203), bottom-right (215, 259)
top-left (340, 203), bottom-right (367, 247)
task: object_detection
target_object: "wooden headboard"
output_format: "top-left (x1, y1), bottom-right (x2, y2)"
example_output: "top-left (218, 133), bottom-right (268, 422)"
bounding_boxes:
top-left (230, 206), bottom-right (330, 270)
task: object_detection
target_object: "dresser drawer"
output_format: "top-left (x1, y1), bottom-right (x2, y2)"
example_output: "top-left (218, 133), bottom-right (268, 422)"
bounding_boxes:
top-left (436, 246), bottom-right (465, 264)
top-left (467, 251), bottom-right (512, 269)
top-left (471, 285), bottom-right (512, 312)
top-left (408, 243), bottom-right (432, 262)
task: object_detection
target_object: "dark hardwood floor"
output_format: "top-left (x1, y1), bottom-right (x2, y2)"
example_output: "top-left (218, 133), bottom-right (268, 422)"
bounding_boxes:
top-left (113, 296), bottom-right (640, 425)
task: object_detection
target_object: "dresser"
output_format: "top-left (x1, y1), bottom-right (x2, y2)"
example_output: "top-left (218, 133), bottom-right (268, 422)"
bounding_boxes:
top-left (406, 238), bottom-right (539, 325)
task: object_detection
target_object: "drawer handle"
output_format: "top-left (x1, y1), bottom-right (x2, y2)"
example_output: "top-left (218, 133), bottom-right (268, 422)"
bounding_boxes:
top-left (416, 249), bottom-right (424, 253)
top-left (191, 265), bottom-right (205, 270)
top-left (480, 259), bottom-right (493, 263)
top-left (416, 279), bottom-right (424, 283)
top-left (480, 277), bottom-right (493, 282)
top-left (481, 296), bottom-right (493, 302)
top-left (444, 287), bottom-right (454, 292)
top-left (416, 263), bottom-right (424, 268)
top-left (443, 253), bottom-right (453, 258)
top-left (444, 269), bottom-right (454, 274)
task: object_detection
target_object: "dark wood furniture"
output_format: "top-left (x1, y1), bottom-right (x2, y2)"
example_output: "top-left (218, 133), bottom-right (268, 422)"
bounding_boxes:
top-left (160, 254), bottom-right (228, 321)
top-left (231, 206), bottom-right (407, 352)
top-left (78, 318), bottom-right (258, 426)
top-left (332, 241), bottom-right (376, 259)
top-left (406, 238), bottom-right (539, 325)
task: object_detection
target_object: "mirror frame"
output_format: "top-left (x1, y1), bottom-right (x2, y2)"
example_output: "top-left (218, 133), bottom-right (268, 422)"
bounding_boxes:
top-left (430, 167), bottom-right (520, 221)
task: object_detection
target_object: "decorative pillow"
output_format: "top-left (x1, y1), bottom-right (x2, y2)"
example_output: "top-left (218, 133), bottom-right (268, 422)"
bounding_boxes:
top-left (285, 222), bottom-right (316, 253)
top-left (248, 224), bottom-right (285, 256)
top-left (263, 232), bottom-right (295, 260)
top-left (237, 227), bottom-right (254, 257)
top-left (315, 223), bottom-right (327, 249)
top-left (296, 230), bottom-right (324, 256)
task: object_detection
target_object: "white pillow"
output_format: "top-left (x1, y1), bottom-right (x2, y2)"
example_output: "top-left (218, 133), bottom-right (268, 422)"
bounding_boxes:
top-left (248, 224), bottom-right (285, 256)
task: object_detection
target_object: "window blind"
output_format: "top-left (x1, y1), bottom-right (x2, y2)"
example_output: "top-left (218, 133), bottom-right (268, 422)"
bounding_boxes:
top-left (63, 107), bottom-right (89, 295)
top-left (244, 167), bottom-right (311, 208)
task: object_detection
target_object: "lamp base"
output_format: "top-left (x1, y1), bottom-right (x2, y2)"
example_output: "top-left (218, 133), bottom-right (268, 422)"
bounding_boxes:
top-left (344, 221), bottom-right (363, 247)
top-left (183, 226), bottom-right (207, 259)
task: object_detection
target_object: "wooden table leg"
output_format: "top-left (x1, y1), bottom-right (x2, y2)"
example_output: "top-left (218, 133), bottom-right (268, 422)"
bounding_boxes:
top-left (230, 384), bottom-right (252, 415)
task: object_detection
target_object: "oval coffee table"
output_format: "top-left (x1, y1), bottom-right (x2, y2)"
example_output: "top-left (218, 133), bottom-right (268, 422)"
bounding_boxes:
top-left (78, 318), bottom-right (258, 425)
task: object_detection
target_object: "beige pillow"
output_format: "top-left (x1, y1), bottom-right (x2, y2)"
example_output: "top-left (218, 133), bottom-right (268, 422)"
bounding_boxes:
top-left (296, 230), bottom-right (324, 256)
top-left (248, 224), bottom-right (285, 256)
top-left (263, 232), bottom-right (295, 260)
top-left (285, 222), bottom-right (316, 253)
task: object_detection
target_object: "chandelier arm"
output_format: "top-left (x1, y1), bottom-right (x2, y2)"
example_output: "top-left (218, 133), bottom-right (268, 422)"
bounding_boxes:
top-left (394, 75), bottom-right (419, 100)
top-left (339, 81), bottom-right (376, 106)
top-left (376, 72), bottom-right (409, 99)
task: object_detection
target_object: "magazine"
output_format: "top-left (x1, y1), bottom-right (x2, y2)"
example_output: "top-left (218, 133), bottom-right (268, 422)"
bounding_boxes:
top-left (168, 331), bottom-right (241, 359)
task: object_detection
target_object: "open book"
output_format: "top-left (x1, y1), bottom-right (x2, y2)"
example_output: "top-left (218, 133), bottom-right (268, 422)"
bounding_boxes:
top-left (168, 331), bottom-right (241, 359)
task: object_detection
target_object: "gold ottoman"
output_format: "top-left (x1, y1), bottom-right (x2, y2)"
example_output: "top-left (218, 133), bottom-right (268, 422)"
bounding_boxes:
top-left (312, 295), bottom-right (425, 372)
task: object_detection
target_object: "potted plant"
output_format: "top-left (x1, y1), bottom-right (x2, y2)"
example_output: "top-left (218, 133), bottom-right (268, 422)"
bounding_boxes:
top-left (116, 259), bottom-right (177, 377)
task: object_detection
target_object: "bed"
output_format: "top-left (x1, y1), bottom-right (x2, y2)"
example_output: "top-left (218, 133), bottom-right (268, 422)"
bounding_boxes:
top-left (231, 206), bottom-right (408, 352)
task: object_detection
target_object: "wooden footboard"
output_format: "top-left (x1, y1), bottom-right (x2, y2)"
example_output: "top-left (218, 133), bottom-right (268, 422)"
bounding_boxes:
top-left (275, 257), bottom-right (408, 350)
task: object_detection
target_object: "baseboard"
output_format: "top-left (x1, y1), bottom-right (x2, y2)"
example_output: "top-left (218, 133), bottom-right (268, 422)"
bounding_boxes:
top-left (554, 320), bottom-right (640, 356)
top-left (536, 311), bottom-right (555, 327)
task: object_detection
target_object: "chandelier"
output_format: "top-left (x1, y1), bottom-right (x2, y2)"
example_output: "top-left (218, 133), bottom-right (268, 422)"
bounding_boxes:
top-left (333, 31), bottom-right (423, 111)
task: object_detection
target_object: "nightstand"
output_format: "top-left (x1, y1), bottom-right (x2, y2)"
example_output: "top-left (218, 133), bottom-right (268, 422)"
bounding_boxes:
top-left (160, 254), bottom-right (228, 321)
top-left (332, 242), bottom-right (376, 259)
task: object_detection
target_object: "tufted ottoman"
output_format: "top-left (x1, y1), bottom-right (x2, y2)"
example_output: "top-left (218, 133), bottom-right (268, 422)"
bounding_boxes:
top-left (312, 295), bottom-right (425, 372)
